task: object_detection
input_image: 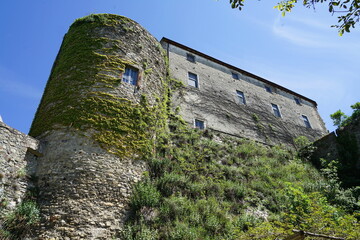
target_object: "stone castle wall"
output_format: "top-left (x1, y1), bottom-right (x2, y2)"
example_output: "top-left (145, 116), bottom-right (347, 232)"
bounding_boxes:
top-left (0, 13), bottom-right (333, 239)
top-left (28, 14), bottom-right (169, 239)
top-left (33, 129), bottom-right (147, 239)
top-left (162, 39), bottom-right (327, 146)
top-left (0, 122), bottom-right (40, 218)
top-left (311, 117), bottom-right (360, 187)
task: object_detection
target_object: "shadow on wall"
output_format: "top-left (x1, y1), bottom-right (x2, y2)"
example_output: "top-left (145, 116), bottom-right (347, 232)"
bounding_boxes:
top-left (310, 117), bottom-right (360, 188)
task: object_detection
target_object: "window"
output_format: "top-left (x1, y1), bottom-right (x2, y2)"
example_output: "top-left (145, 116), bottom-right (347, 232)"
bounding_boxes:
top-left (271, 104), bottom-right (281, 118)
top-left (265, 86), bottom-right (272, 93)
top-left (195, 119), bottom-right (205, 130)
top-left (188, 72), bottom-right (199, 88)
top-left (122, 67), bottom-right (138, 85)
top-left (294, 97), bottom-right (301, 105)
top-left (232, 72), bottom-right (239, 80)
top-left (236, 90), bottom-right (246, 104)
top-left (187, 53), bottom-right (195, 62)
top-left (302, 115), bottom-right (312, 128)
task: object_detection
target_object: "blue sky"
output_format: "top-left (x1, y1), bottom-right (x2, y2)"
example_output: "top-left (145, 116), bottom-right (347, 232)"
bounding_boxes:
top-left (1, 0), bottom-right (359, 134)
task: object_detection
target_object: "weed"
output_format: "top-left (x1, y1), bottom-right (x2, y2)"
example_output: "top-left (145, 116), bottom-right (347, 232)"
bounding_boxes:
top-left (2, 200), bottom-right (40, 239)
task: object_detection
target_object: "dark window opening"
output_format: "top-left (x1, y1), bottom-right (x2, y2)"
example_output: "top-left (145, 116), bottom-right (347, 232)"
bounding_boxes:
top-left (195, 119), bottom-right (205, 130)
top-left (188, 72), bottom-right (199, 88)
top-left (122, 67), bottom-right (138, 86)
top-left (232, 72), bottom-right (239, 80)
top-left (302, 115), bottom-right (312, 128)
top-left (265, 86), bottom-right (272, 93)
top-left (187, 53), bottom-right (195, 62)
top-left (236, 90), bottom-right (246, 104)
top-left (272, 104), bottom-right (281, 118)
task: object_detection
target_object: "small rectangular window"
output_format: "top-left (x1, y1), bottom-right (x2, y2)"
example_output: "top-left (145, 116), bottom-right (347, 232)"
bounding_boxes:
top-left (195, 119), bottom-right (205, 130)
top-left (187, 53), bottom-right (195, 62)
top-left (265, 86), bottom-right (272, 93)
top-left (232, 72), bottom-right (239, 80)
top-left (271, 104), bottom-right (281, 118)
top-left (294, 97), bottom-right (301, 105)
top-left (188, 72), bottom-right (199, 88)
top-left (236, 90), bottom-right (246, 104)
top-left (302, 115), bottom-right (312, 128)
top-left (122, 67), bottom-right (138, 86)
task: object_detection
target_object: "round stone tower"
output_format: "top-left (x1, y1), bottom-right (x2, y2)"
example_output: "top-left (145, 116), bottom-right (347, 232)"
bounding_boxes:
top-left (29, 14), bottom-right (168, 239)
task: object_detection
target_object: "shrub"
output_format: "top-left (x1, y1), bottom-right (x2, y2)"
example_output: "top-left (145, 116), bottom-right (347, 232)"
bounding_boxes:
top-left (223, 181), bottom-right (245, 201)
top-left (293, 136), bottom-right (310, 150)
top-left (2, 200), bottom-right (40, 239)
top-left (130, 181), bottom-right (160, 211)
top-left (157, 173), bottom-right (190, 197)
top-left (122, 223), bottom-right (158, 240)
top-left (124, 114), bottom-right (360, 239)
top-left (168, 221), bottom-right (203, 240)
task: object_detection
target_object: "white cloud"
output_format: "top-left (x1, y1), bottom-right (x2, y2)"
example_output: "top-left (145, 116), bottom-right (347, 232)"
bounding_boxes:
top-left (272, 15), bottom-right (331, 47)
top-left (272, 14), bottom-right (360, 51)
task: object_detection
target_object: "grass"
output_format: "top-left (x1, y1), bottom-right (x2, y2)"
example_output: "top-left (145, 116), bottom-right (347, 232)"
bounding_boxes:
top-left (121, 113), bottom-right (360, 239)
top-left (0, 200), bottom-right (40, 239)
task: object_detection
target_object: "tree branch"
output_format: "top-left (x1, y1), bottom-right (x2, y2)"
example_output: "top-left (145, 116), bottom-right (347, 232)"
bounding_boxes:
top-left (293, 229), bottom-right (346, 240)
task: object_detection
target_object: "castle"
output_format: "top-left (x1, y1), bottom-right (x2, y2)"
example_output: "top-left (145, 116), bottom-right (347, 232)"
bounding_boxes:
top-left (161, 38), bottom-right (327, 145)
top-left (0, 14), bottom-right (329, 239)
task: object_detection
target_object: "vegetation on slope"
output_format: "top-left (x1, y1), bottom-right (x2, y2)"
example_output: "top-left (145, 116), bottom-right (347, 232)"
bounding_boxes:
top-left (0, 200), bottom-right (40, 239)
top-left (121, 113), bottom-right (360, 240)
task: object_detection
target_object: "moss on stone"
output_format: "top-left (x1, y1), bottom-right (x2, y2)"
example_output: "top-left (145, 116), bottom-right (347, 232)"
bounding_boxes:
top-left (30, 14), bottom-right (169, 158)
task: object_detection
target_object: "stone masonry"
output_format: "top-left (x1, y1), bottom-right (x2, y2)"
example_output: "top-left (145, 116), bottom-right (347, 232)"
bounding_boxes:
top-left (27, 14), bottom-right (168, 239)
top-left (32, 129), bottom-right (147, 239)
top-left (161, 38), bottom-right (327, 146)
top-left (311, 117), bottom-right (360, 187)
top-left (0, 122), bottom-right (40, 218)
top-left (0, 13), bottom-right (332, 239)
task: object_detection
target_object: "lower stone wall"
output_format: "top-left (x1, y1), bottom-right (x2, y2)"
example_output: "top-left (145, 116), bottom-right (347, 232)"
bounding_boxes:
top-left (311, 118), bottom-right (360, 187)
top-left (0, 122), bottom-right (40, 217)
top-left (32, 129), bottom-right (146, 239)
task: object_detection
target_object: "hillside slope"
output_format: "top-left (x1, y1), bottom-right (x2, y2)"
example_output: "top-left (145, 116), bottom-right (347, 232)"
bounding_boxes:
top-left (122, 114), bottom-right (360, 240)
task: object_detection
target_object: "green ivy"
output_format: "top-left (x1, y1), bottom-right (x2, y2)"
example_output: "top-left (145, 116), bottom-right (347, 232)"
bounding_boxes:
top-left (29, 14), bottom-right (170, 158)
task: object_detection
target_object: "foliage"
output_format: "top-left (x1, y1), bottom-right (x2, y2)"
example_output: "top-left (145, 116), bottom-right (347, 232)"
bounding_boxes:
top-left (293, 136), bottom-right (317, 162)
top-left (122, 111), bottom-right (360, 239)
top-left (0, 200), bottom-right (40, 239)
top-left (130, 180), bottom-right (161, 211)
top-left (330, 102), bottom-right (360, 127)
top-left (350, 101), bottom-right (360, 119)
top-left (239, 185), bottom-right (360, 239)
top-left (122, 223), bottom-right (159, 240)
top-left (293, 135), bottom-right (310, 150)
top-left (330, 110), bottom-right (348, 127)
top-left (229, 0), bottom-right (360, 35)
top-left (251, 113), bottom-right (260, 122)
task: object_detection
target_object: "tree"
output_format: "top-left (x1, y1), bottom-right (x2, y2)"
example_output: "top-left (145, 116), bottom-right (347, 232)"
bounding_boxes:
top-left (229, 0), bottom-right (360, 35)
top-left (330, 110), bottom-right (348, 127)
top-left (350, 102), bottom-right (360, 119)
top-left (329, 102), bottom-right (360, 127)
